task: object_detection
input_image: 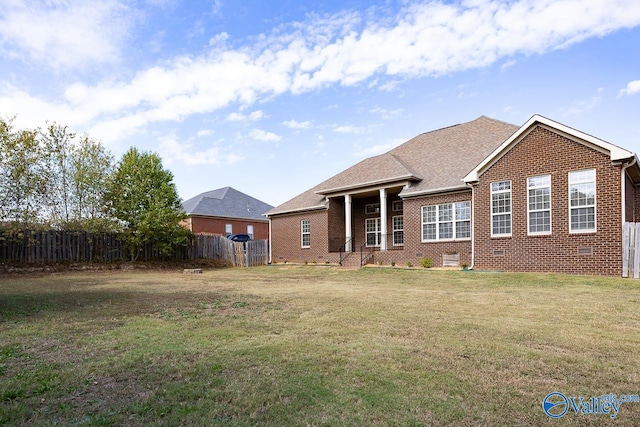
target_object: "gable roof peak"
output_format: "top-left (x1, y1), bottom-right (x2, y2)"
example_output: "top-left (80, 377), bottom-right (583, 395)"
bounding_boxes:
top-left (464, 114), bottom-right (636, 182)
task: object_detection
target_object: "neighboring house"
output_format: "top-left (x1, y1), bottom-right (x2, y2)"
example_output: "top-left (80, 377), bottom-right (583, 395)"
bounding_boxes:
top-left (182, 187), bottom-right (273, 239)
top-left (265, 115), bottom-right (640, 276)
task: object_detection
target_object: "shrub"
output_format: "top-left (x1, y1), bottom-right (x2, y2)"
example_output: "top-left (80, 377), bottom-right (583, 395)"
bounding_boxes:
top-left (420, 257), bottom-right (433, 268)
top-left (406, 261), bottom-right (413, 268)
top-left (391, 261), bottom-right (396, 267)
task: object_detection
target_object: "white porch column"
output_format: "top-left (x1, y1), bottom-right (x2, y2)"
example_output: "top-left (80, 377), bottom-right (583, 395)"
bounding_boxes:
top-left (345, 194), bottom-right (352, 252)
top-left (379, 188), bottom-right (387, 251)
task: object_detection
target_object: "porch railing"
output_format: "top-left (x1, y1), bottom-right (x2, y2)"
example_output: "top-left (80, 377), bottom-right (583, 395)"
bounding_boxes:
top-left (360, 242), bottom-right (375, 267)
top-left (338, 237), bottom-right (356, 266)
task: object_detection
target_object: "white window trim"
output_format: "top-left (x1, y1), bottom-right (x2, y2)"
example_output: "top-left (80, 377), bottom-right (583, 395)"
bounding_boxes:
top-left (527, 175), bottom-right (552, 236)
top-left (568, 169), bottom-right (597, 234)
top-left (301, 220), bottom-right (311, 248)
top-left (491, 180), bottom-right (512, 237)
top-left (421, 202), bottom-right (471, 242)
top-left (392, 200), bottom-right (403, 212)
top-left (225, 223), bottom-right (233, 235)
top-left (365, 203), bottom-right (380, 214)
top-left (365, 217), bottom-right (381, 247)
top-left (392, 215), bottom-right (404, 246)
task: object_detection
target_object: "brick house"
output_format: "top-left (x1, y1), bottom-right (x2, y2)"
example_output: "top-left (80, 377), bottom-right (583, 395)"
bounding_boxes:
top-left (182, 187), bottom-right (273, 240)
top-left (265, 115), bottom-right (640, 275)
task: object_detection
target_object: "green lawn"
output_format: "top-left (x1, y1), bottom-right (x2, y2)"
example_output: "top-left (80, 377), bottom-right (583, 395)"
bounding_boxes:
top-left (1, 266), bottom-right (639, 426)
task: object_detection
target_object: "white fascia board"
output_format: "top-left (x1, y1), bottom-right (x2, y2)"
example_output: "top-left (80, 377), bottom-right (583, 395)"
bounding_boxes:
top-left (464, 114), bottom-right (636, 183)
top-left (314, 175), bottom-right (417, 195)
top-left (399, 185), bottom-right (470, 198)
top-left (264, 204), bottom-right (327, 218)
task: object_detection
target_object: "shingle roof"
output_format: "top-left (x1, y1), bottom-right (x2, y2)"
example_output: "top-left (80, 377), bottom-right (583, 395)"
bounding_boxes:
top-left (183, 187), bottom-right (273, 221)
top-left (267, 116), bottom-right (518, 216)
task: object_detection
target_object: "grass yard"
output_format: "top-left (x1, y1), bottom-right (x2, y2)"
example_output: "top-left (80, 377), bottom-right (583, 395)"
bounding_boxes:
top-left (1, 266), bottom-right (639, 426)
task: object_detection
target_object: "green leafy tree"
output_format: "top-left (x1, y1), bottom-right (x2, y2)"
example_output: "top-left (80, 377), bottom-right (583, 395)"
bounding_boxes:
top-left (69, 135), bottom-right (116, 232)
top-left (106, 147), bottom-right (189, 260)
top-left (0, 117), bottom-right (47, 228)
top-left (40, 123), bottom-right (75, 224)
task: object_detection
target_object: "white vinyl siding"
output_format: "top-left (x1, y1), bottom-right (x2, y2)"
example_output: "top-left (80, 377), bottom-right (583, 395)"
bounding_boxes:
top-left (528, 175), bottom-right (551, 235)
top-left (569, 169), bottom-right (596, 233)
top-left (421, 202), bottom-right (471, 241)
top-left (491, 180), bottom-right (512, 237)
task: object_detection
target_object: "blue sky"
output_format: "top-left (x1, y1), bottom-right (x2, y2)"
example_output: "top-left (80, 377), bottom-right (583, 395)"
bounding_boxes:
top-left (1, 0), bottom-right (640, 207)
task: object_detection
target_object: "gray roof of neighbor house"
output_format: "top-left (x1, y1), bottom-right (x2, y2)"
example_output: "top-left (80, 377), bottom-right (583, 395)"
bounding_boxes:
top-left (183, 187), bottom-right (273, 221)
top-left (267, 116), bottom-right (519, 216)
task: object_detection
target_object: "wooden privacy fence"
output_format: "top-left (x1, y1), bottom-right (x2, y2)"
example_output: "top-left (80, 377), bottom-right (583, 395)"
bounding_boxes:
top-left (191, 235), bottom-right (269, 267)
top-left (0, 230), bottom-right (268, 267)
top-left (622, 222), bottom-right (640, 278)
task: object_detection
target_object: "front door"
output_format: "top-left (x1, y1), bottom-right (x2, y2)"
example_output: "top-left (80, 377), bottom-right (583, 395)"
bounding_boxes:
top-left (365, 218), bottom-right (381, 247)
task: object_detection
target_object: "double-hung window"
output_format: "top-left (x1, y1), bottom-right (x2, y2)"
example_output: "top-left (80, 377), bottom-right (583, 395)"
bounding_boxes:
top-left (301, 220), bottom-right (311, 248)
top-left (392, 216), bottom-right (404, 246)
top-left (528, 175), bottom-right (551, 235)
top-left (422, 201), bottom-right (471, 241)
top-left (491, 180), bottom-right (512, 236)
top-left (569, 169), bottom-right (596, 233)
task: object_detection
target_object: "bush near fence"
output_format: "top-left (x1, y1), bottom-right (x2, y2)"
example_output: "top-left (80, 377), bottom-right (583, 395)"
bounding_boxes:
top-left (0, 230), bottom-right (268, 267)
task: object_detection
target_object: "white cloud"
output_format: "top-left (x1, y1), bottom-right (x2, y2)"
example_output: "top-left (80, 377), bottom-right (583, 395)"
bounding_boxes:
top-left (159, 135), bottom-right (243, 166)
top-left (618, 80), bottom-right (640, 97)
top-left (226, 110), bottom-right (264, 122)
top-left (0, 0), bottom-right (136, 70)
top-left (3, 0), bottom-right (640, 143)
top-left (369, 107), bottom-right (404, 120)
top-left (197, 129), bottom-right (214, 137)
top-left (334, 125), bottom-right (366, 134)
top-left (249, 129), bottom-right (281, 141)
top-left (282, 119), bottom-right (312, 129)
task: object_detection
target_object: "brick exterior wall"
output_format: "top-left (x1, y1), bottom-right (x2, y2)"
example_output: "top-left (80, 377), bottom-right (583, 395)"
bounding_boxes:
top-left (270, 209), bottom-right (338, 263)
top-left (473, 126), bottom-right (623, 276)
top-left (270, 191), bottom-right (474, 267)
top-left (183, 216), bottom-right (269, 239)
top-left (270, 126), bottom-right (637, 275)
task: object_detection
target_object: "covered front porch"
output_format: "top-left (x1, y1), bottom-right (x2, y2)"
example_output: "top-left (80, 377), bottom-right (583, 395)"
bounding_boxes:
top-left (326, 185), bottom-right (406, 261)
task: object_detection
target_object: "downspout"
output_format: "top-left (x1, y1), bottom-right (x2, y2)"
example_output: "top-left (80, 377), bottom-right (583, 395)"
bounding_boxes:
top-left (621, 157), bottom-right (637, 224)
top-left (467, 182), bottom-right (476, 270)
top-left (268, 216), bottom-right (272, 264)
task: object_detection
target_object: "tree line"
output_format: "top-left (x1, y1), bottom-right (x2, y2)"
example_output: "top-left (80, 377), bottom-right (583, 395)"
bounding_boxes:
top-left (0, 117), bottom-right (190, 260)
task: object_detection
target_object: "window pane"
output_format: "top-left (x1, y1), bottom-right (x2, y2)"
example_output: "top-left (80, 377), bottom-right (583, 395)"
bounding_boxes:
top-left (570, 169), bottom-right (595, 183)
top-left (439, 204), bottom-right (452, 222)
top-left (455, 202), bottom-right (471, 220)
top-left (493, 214), bottom-right (511, 235)
top-left (492, 192), bottom-right (511, 213)
top-left (423, 223), bottom-right (436, 240)
top-left (492, 181), bottom-right (511, 192)
top-left (393, 216), bottom-right (403, 230)
top-left (570, 183), bottom-right (595, 207)
top-left (393, 231), bottom-right (404, 245)
top-left (570, 207), bottom-right (595, 231)
top-left (529, 211), bottom-right (550, 233)
top-left (422, 206), bottom-right (436, 223)
top-left (456, 221), bottom-right (470, 239)
top-left (528, 187), bottom-right (550, 211)
top-left (439, 222), bottom-right (453, 239)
